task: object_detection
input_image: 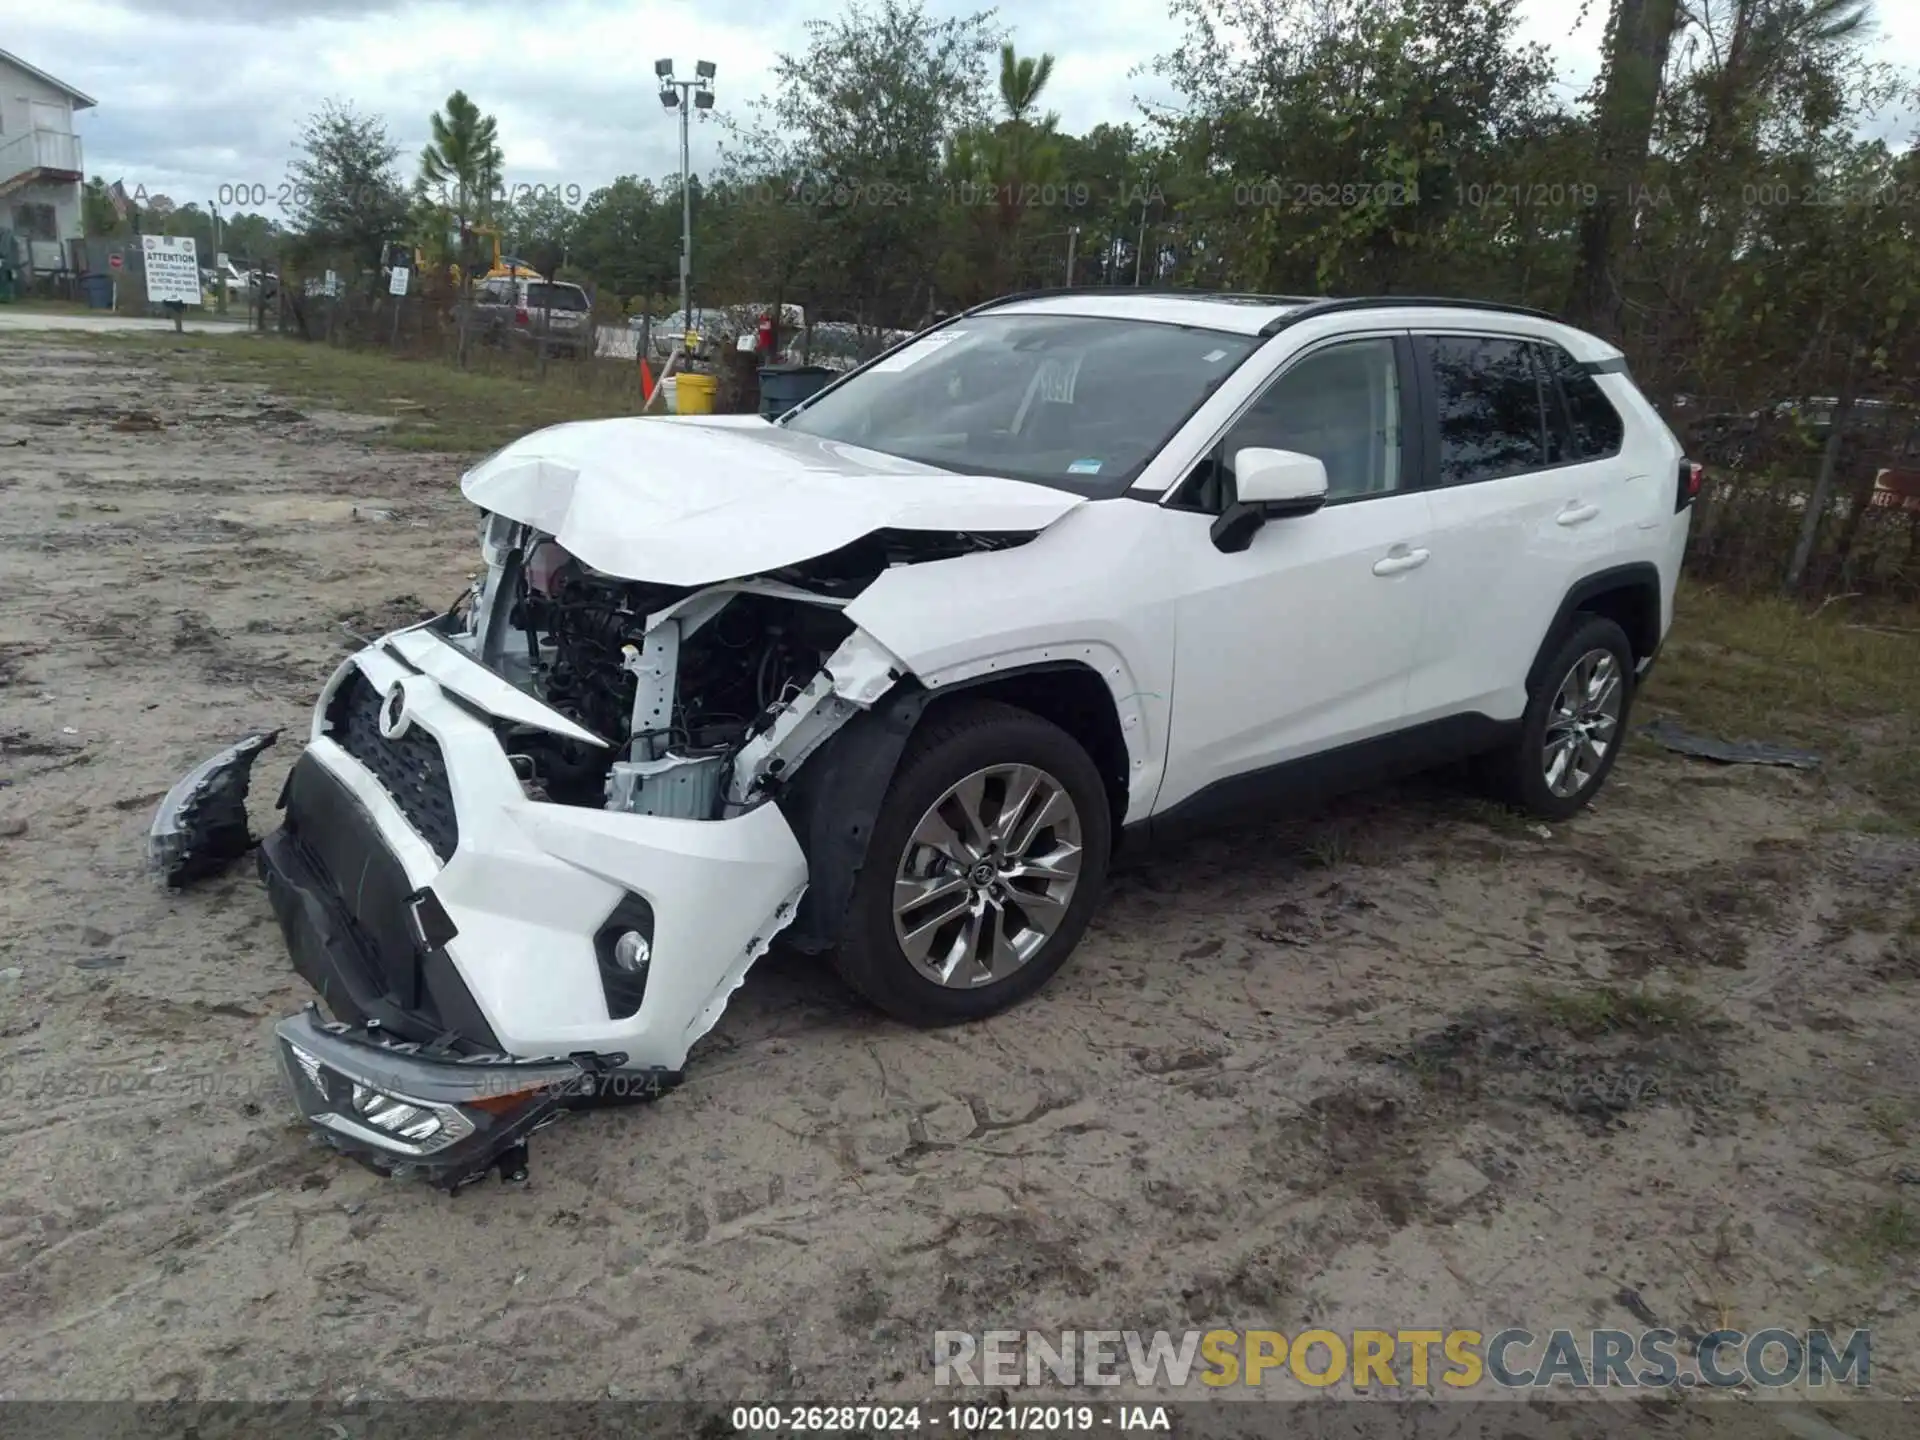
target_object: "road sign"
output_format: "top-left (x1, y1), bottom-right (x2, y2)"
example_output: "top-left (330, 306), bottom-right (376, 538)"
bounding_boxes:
top-left (388, 266), bottom-right (410, 297)
top-left (108, 253), bottom-right (123, 271)
top-left (140, 235), bottom-right (202, 305)
top-left (215, 251), bottom-right (229, 270)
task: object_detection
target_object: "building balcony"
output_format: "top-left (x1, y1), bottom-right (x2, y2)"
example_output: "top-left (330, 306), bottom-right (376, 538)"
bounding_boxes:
top-left (0, 127), bottom-right (83, 194)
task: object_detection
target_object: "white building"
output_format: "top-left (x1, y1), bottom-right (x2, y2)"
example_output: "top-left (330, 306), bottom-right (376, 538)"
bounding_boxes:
top-left (0, 48), bottom-right (94, 280)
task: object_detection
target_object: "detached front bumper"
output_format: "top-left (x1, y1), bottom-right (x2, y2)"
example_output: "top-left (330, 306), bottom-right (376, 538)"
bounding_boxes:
top-left (236, 630), bottom-right (810, 1180)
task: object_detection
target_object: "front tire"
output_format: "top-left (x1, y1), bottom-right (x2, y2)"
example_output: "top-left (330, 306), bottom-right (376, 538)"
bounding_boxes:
top-left (1488, 614), bottom-right (1635, 821)
top-left (833, 699), bottom-right (1112, 1026)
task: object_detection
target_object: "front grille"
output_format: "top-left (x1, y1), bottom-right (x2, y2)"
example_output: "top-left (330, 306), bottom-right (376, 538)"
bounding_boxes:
top-left (325, 669), bottom-right (461, 862)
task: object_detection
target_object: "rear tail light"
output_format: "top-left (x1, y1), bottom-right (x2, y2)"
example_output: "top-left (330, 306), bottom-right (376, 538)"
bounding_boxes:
top-left (514, 306), bottom-right (529, 326)
top-left (1676, 459), bottom-right (1703, 511)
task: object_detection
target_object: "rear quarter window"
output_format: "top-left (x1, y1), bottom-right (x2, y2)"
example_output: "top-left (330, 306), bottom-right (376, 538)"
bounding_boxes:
top-left (1543, 343), bottom-right (1626, 459)
top-left (526, 284), bottom-right (589, 311)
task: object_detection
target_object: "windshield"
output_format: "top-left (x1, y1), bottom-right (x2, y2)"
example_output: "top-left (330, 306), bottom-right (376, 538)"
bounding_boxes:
top-left (526, 284), bottom-right (588, 311)
top-left (780, 313), bottom-right (1260, 495)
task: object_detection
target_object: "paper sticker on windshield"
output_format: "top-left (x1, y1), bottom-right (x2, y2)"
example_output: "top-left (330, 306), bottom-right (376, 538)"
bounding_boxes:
top-left (1067, 458), bottom-right (1103, 475)
top-left (1202, 348), bottom-right (1228, 363)
top-left (873, 330), bottom-right (966, 372)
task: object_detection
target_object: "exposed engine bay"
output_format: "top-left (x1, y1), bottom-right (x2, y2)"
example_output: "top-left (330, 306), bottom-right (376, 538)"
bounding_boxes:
top-left (454, 515), bottom-right (1028, 821)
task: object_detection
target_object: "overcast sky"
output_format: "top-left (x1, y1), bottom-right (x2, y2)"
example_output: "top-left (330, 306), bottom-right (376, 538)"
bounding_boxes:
top-left (9, 0), bottom-right (1919, 218)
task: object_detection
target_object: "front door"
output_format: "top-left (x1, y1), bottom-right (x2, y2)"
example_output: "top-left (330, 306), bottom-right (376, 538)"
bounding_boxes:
top-left (1154, 334), bottom-right (1433, 815)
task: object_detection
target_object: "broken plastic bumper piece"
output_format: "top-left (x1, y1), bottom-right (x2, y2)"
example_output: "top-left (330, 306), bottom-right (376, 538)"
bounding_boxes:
top-left (275, 1006), bottom-right (628, 1190)
top-left (148, 730), bottom-right (279, 887)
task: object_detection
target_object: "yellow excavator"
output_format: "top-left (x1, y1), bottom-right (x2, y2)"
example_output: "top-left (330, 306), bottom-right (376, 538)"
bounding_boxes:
top-left (451, 223), bottom-right (543, 287)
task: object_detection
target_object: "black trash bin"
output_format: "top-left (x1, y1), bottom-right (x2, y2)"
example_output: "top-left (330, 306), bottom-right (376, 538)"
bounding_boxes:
top-left (758, 365), bottom-right (834, 420)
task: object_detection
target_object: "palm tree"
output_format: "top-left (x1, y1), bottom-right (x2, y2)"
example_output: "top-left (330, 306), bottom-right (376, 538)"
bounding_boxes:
top-left (998, 43), bottom-right (1055, 127)
top-left (991, 45), bottom-right (1061, 289)
top-left (419, 90), bottom-right (503, 364)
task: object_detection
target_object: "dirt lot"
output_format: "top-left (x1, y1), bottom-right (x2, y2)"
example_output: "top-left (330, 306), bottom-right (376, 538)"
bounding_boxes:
top-left (1, 332), bottom-right (1918, 1417)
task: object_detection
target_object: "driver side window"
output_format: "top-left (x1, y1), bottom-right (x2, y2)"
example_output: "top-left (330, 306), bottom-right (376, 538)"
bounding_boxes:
top-left (1194, 337), bottom-right (1403, 512)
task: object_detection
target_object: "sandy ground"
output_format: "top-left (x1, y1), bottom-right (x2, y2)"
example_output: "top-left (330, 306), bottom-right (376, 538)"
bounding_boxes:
top-left (2, 334), bottom-right (1918, 1420)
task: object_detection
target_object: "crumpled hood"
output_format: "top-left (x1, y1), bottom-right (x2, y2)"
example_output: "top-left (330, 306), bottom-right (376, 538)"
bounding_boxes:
top-left (460, 414), bottom-right (1086, 585)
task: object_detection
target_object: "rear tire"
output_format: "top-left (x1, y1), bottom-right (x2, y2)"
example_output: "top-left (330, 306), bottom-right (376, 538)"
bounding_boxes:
top-left (833, 699), bottom-right (1111, 1026)
top-left (1485, 614), bottom-right (1635, 821)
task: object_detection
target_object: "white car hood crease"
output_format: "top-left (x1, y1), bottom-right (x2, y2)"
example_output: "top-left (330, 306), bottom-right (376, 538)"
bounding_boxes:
top-left (460, 415), bottom-right (1087, 585)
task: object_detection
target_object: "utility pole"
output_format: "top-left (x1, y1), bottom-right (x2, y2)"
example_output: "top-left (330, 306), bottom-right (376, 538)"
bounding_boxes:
top-left (678, 92), bottom-right (691, 325)
top-left (1134, 198), bottom-right (1148, 286)
top-left (1065, 226), bottom-right (1079, 286)
top-left (210, 202), bottom-right (227, 316)
top-left (657, 60), bottom-right (716, 330)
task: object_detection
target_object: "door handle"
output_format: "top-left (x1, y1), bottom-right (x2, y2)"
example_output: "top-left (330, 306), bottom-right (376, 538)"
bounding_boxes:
top-left (1557, 502), bottom-right (1600, 526)
top-left (1372, 547), bottom-right (1430, 577)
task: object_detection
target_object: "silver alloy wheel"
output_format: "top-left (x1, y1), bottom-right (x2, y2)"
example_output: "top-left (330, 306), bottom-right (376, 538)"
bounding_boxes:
top-left (1543, 648), bottom-right (1624, 798)
top-left (891, 763), bottom-right (1084, 989)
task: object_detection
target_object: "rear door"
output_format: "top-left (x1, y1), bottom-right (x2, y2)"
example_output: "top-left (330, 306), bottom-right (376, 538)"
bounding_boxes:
top-left (1405, 333), bottom-right (1632, 723)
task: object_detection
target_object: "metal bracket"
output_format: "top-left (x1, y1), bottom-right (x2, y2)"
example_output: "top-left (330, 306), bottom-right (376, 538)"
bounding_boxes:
top-left (725, 629), bottom-right (906, 809)
top-left (622, 621), bottom-right (681, 759)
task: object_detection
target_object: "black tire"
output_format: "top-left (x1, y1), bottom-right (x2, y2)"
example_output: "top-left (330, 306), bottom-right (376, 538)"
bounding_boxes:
top-left (832, 698), bottom-right (1112, 1026)
top-left (1485, 613), bottom-right (1636, 821)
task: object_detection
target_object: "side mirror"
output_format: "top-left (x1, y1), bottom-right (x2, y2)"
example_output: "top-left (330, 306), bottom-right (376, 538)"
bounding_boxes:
top-left (1210, 447), bottom-right (1330, 553)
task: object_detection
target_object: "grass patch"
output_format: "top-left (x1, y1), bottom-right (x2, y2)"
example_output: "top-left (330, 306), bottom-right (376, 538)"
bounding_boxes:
top-left (41, 330), bottom-right (649, 453)
top-left (1521, 983), bottom-right (1708, 1040)
top-left (1647, 582), bottom-right (1920, 825)
top-left (1835, 1201), bottom-right (1920, 1275)
top-left (1863, 1099), bottom-right (1915, 1148)
top-left (3, 297), bottom-right (92, 316)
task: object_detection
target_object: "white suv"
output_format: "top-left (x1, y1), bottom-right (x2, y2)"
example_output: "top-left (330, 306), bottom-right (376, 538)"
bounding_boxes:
top-left (155, 291), bottom-right (1694, 1186)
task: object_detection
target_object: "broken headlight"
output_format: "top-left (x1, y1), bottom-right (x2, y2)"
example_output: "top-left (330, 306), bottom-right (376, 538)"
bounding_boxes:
top-left (284, 1043), bottom-right (477, 1156)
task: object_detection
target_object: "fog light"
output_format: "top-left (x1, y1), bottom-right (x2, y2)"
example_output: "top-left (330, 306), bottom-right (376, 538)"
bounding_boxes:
top-left (612, 930), bottom-right (651, 973)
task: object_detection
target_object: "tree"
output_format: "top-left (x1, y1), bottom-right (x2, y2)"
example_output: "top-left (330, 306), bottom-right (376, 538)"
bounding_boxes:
top-left (286, 101), bottom-right (409, 281)
top-left (80, 177), bottom-right (126, 238)
top-left (1153, 0), bottom-right (1559, 295)
top-left (943, 44), bottom-right (1066, 295)
top-left (497, 187), bottom-right (580, 280)
top-left (724, 0), bottom-right (1000, 325)
top-left (1565, 0), bottom-right (1871, 337)
top-left (218, 212), bottom-right (281, 264)
top-left (418, 90), bottom-right (505, 364)
top-left (570, 176), bottom-right (679, 301)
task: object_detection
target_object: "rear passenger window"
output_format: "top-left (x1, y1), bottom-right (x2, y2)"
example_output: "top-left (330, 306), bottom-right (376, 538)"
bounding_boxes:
top-left (1427, 336), bottom-right (1545, 485)
top-left (1542, 343), bottom-right (1626, 459)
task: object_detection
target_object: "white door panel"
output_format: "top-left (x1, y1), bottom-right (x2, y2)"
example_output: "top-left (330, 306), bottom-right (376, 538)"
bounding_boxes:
top-left (1156, 493), bottom-right (1433, 813)
top-left (1409, 463), bottom-right (1614, 721)
top-left (1404, 333), bottom-right (1634, 723)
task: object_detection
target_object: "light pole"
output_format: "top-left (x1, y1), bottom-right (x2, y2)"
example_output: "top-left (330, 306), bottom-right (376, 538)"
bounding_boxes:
top-left (656, 59), bottom-right (715, 332)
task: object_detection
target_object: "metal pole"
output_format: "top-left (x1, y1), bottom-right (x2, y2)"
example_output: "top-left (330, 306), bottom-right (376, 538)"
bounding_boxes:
top-left (679, 86), bottom-right (692, 330)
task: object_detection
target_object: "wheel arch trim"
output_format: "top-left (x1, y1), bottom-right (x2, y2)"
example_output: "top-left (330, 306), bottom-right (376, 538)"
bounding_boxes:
top-left (1525, 562), bottom-right (1662, 696)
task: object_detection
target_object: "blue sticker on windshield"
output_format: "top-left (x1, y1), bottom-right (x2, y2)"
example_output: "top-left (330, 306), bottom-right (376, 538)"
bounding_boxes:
top-left (1067, 458), bottom-right (1103, 475)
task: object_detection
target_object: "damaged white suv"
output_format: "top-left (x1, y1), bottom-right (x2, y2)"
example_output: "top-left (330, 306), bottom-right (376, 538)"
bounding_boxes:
top-left (153, 291), bottom-right (1696, 1187)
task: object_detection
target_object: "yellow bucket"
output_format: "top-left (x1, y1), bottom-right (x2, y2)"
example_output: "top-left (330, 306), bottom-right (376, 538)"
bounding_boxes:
top-left (675, 373), bottom-right (716, 415)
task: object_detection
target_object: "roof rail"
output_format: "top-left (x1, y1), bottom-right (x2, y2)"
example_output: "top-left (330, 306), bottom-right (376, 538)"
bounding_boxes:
top-left (963, 286), bottom-right (1324, 314)
top-left (1258, 295), bottom-right (1562, 336)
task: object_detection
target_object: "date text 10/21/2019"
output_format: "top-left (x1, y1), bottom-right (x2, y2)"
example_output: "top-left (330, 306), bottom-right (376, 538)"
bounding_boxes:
top-left (728, 1405), bottom-right (1171, 1433)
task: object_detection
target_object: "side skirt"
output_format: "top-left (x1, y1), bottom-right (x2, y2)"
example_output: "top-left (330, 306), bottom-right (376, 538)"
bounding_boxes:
top-left (1122, 713), bottom-right (1522, 854)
